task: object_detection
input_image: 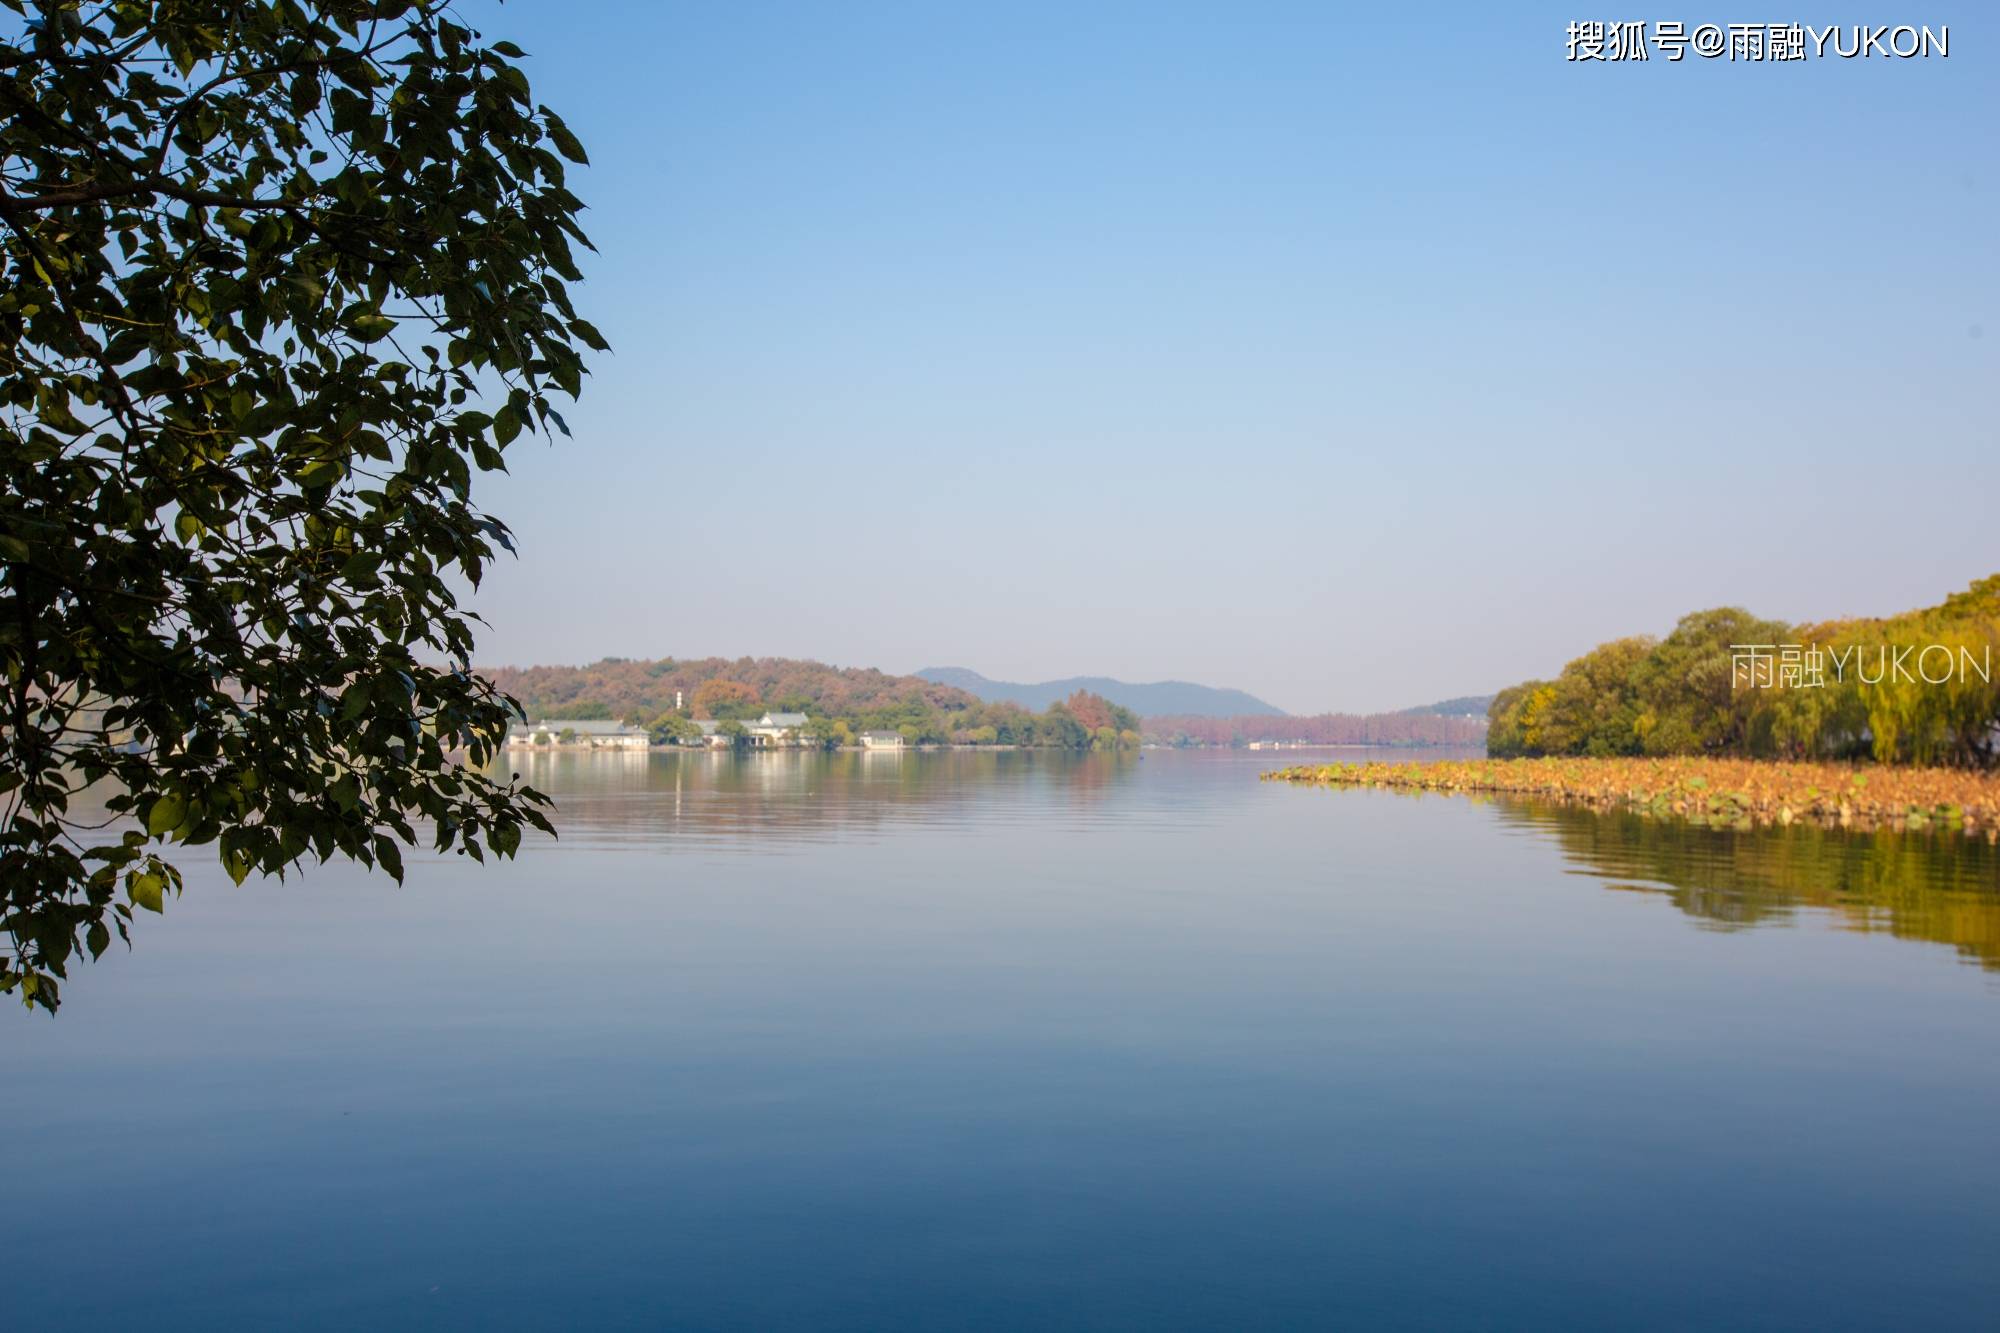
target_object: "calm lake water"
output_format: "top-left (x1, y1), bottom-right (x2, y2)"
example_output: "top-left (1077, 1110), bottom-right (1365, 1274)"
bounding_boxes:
top-left (14, 749), bottom-right (2000, 1330)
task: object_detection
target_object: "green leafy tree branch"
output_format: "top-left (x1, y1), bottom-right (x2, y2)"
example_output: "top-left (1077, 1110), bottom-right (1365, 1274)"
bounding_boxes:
top-left (0, 0), bottom-right (604, 1011)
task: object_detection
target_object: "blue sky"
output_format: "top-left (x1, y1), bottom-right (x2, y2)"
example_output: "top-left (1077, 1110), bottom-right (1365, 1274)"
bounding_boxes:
top-left (461, 2), bottom-right (1994, 713)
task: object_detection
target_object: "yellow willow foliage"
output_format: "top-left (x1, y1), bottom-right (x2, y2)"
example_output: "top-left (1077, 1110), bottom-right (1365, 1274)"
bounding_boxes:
top-left (1488, 576), bottom-right (2000, 767)
top-left (1792, 606), bottom-right (2000, 767)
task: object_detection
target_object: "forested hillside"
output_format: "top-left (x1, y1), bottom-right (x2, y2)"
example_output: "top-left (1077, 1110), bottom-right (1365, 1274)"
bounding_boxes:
top-left (482, 657), bottom-right (1143, 749)
top-left (487, 657), bottom-right (977, 721)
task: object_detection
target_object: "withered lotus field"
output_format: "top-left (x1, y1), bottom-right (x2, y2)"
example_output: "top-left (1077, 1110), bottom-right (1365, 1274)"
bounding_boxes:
top-left (1264, 756), bottom-right (2000, 839)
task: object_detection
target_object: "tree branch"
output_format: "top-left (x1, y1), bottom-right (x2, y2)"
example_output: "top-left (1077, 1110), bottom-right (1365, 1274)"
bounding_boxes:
top-left (0, 175), bottom-right (313, 214)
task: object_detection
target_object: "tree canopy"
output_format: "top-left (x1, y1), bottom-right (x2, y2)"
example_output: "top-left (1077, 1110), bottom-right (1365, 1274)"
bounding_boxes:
top-left (1487, 577), bottom-right (2000, 766)
top-left (689, 677), bottom-right (760, 721)
top-left (1, 1), bottom-right (599, 1011)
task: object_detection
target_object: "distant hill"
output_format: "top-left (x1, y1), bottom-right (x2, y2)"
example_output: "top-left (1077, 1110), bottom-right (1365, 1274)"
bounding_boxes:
top-left (1402, 694), bottom-right (1494, 719)
top-left (918, 667), bottom-right (1285, 719)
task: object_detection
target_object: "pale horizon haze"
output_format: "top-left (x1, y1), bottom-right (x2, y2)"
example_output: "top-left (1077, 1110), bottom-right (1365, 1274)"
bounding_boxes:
top-left (458, 2), bottom-right (1994, 714)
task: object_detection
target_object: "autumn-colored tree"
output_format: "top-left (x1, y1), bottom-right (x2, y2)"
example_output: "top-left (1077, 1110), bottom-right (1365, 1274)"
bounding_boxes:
top-left (691, 679), bottom-right (760, 720)
top-left (1066, 690), bottom-right (1113, 734)
top-left (1485, 682), bottom-right (1552, 758)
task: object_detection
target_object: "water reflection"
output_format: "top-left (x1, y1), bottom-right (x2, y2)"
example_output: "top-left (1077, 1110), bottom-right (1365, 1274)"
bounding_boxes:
top-left (517, 750), bottom-right (2000, 977)
top-left (1490, 796), bottom-right (2000, 971)
top-left (499, 748), bottom-right (1152, 851)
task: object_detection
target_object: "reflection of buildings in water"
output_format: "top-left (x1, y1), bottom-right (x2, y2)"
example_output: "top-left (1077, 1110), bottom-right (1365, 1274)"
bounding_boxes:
top-left (1489, 797), bottom-right (2000, 972)
top-left (509, 746), bottom-right (648, 766)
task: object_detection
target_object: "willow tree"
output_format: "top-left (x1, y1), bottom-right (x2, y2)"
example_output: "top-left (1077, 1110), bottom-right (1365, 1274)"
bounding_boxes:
top-left (0, 2), bottom-right (603, 1011)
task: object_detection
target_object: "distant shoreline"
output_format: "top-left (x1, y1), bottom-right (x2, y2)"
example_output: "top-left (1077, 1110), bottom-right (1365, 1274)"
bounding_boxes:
top-left (498, 732), bottom-right (1472, 752)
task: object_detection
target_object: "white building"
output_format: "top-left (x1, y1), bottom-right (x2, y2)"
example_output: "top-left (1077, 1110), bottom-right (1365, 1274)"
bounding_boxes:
top-left (688, 712), bottom-right (813, 748)
top-left (745, 711), bottom-right (809, 747)
top-left (506, 719), bottom-right (649, 750)
top-left (859, 730), bottom-right (906, 751)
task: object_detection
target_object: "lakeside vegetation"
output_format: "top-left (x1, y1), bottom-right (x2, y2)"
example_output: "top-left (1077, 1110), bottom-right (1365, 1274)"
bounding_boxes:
top-left (488, 656), bottom-right (1141, 749)
top-left (1264, 756), bottom-right (2000, 839)
top-left (1486, 575), bottom-right (1999, 767)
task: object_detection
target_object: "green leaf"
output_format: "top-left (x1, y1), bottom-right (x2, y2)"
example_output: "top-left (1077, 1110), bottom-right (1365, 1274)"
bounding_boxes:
top-left (348, 314), bottom-right (397, 343)
top-left (547, 120), bottom-right (589, 165)
top-left (128, 872), bottom-right (165, 914)
top-left (299, 458), bottom-right (346, 489)
top-left (147, 792), bottom-right (187, 836)
top-left (492, 404), bottom-right (522, 446)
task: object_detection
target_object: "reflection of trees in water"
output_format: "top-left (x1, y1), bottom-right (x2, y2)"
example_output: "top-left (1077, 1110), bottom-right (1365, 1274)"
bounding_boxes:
top-left (1042, 749), bottom-right (1136, 803)
top-left (494, 749), bottom-right (1142, 847)
top-left (1491, 797), bottom-right (2000, 970)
